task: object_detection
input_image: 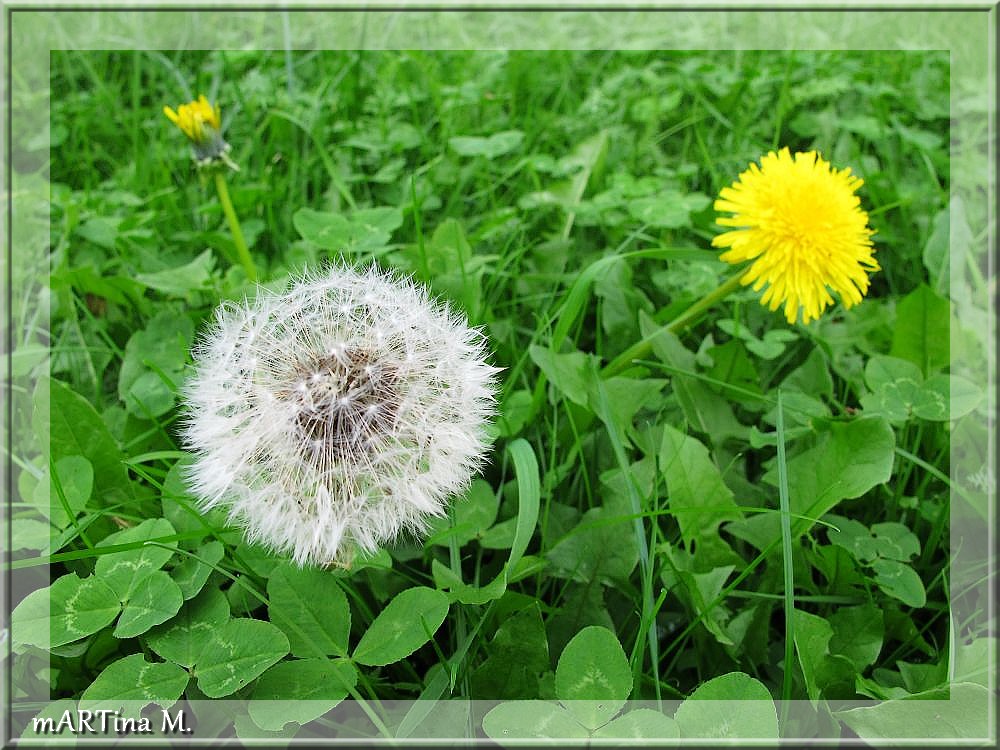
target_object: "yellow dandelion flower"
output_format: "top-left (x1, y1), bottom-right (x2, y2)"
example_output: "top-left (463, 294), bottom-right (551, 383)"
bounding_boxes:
top-left (711, 147), bottom-right (878, 324)
top-left (163, 95), bottom-right (232, 166)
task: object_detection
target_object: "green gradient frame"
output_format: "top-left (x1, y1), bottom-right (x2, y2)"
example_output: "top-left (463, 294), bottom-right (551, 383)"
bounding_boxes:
top-left (3, 2), bottom-right (995, 745)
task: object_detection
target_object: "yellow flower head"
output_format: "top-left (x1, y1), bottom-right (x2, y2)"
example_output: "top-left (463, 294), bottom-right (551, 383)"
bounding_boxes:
top-left (163, 95), bottom-right (231, 165)
top-left (711, 147), bottom-right (878, 324)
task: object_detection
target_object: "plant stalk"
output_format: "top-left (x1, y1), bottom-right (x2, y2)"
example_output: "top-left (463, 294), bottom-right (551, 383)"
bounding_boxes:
top-left (213, 171), bottom-right (257, 282)
top-left (602, 272), bottom-right (745, 377)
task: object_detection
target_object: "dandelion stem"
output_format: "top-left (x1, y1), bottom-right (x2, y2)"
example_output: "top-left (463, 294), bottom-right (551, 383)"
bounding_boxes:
top-left (602, 272), bottom-right (744, 377)
top-left (213, 171), bottom-right (257, 282)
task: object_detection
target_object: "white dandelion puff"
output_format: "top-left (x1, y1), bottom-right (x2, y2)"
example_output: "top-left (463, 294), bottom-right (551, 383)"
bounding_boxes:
top-left (179, 264), bottom-right (499, 567)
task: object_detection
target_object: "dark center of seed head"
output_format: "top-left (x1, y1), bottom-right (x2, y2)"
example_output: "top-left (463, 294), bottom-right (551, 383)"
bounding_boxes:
top-left (279, 347), bottom-right (400, 463)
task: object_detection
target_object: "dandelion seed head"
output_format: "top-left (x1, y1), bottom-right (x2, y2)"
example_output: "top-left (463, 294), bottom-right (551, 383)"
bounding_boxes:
top-left (180, 264), bottom-right (499, 566)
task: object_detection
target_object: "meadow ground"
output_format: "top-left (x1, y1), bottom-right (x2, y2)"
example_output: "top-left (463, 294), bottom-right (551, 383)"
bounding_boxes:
top-left (9, 47), bottom-right (992, 741)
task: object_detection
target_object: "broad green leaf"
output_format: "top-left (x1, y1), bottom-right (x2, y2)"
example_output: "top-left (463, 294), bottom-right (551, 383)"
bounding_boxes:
top-left (95, 518), bottom-right (178, 599)
top-left (726, 418), bottom-right (894, 550)
top-left (117, 311), bottom-right (193, 418)
top-left (145, 586), bottom-right (230, 667)
top-left (627, 190), bottom-right (710, 229)
top-left (828, 604), bottom-right (884, 671)
top-left (555, 625), bottom-right (632, 729)
top-left (195, 618), bottom-right (290, 698)
top-left (871, 559), bottom-right (927, 608)
top-left (529, 345), bottom-right (595, 407)
top-left (922, 197), bottom-right (972, 296)
top-left (249, 658), bottom-right (357, 730)
top-left (293, 208), bottom-right (352, 250)
top-left (793, 609), bottom-right (856, 705)
top-left (871, 522), bottom-right (921, 561)
top-left (890, 283), bottom-right (950, 376)
top-left (353, 587), bottom-right (449, 667)
top-left (660, 425), bottom-right (741, 545)
top-left (293, 206), bottom-right (402, 253)
top-left (13, 573), bottom-right (120, 649)
top-left (171, 540), bottom-right (225, 600)
top-left (660, 545), bottom-right (735, 646)
top-left (826, 514), bottom-right (881, 563)
top-left (114, 570), bottom-right (184, 638)
top-left (427, 479), bottom-right (498, 547)
top-left (267, 563), bottom-right (351, 657)
top-left (864, 355), bottom-right (923, 392)
top-left (836, 683), bottom-right (990, 740)
top-left (449, 130), bottom-right (524, 159)
top-left (673, 672), bottom-right (778, 739)
top-left (547, 498), bottom-right (639, 585)
top-left (79, 654), bottom-right (188, 710)
top-left (592, 709), bottom-right (680, 741)
top-left (37, 377), bottom-right (132, 505)
top-left (481, 701), bottom-right (589, 740)
top-left (11, 519), bottom-right (51, 552)
top-left (593, 377), bottom-right (668, 447)
top-left (471, 602), bottom-right (550, 699)
top-left (135, 249), bottom-right (216, 297)
top-left (913, 374), bottom-right (981, 421)
top-left (498, 389), bottom-right (534, 438)
top-left (33, 455), bottom-right (92, 528)
top-left (642, 314), bottom-right (746, 445)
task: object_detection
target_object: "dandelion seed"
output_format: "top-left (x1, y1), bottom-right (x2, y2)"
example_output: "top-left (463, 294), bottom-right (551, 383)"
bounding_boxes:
top-left (180, 264), bottom-right (499, 566)
top-left (712, 147), bottom-right (879, 324)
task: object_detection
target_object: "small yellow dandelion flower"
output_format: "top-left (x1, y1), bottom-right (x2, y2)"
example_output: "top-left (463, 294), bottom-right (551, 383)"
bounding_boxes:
top-left (163, 95), bottom-right (232, 166)
top-left (711, 147), bottom-right (878, 324)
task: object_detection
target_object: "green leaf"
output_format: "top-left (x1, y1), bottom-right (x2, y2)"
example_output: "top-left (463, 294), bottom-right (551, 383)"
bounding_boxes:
top-left (117, 311), bottom-right (193, 418)
top-left (249, 658), bottom-right (357, 730)
top-left (529, 345), bottom-right (595, 407)
top-left (171, 540), bottom-right (225, 600)
top-left (38, 377), bottom-right (132, 505)
top-left (134, 249), bottom-right (216, 297)
top-left (293, 206), bottom-right (402, 253)
top-left (449, 130), bottom-right (524, 159)
top-left (871, 559), bottom-right (927, 608)
top-left (726, 418), bottom-right (895, 551)
top-left (793, 609), bottom-right (856, 705)
top-left (114, 570), bottom-right (185, 638)
top-left (481, 701), bottom-right (589, 740)
top-left (864, 355), bottom-right (923, 392)
top-left (427, 479), bottom-right (498, 547)
top-left (95, 518), bottom-right (178, 599)
top-left (145, 586), bottom-right (230, 667)
top-left (79, 654), bottom-right (189, 710)
top-left (642, 314), bottom-right (746, 445)
top-left (871, 522), bottom-right (921, 561)
top-left (547, 498), bottom-right (639, 585)
top-left (33, 455), bottom-right (92, 528)
top-left (660, 545), bottom-right (736, 646)
top-left (660, 425), bottom-right (741, 545)
top-left (890, 283), bottom-right (951, 376)
top-left (592, 709), bottom-right (680, 741)
top-left (12, 573), bottom-right (120, 649)
top-left (554, 625), bottom-right (632, 729)
top-left (827, 604), bottom-right (884, 671)
top-left (353, 587), bottom-right (449, 667)
top-left (471, 602), bottom-right (550, 699)
top-left (836, 683), bottom-right (990, 740)
top-left (195, 618), bottom-right (290, 697)
top-left (673, 672), bottom-right (778, 739)
top-left (627, 191), bottom-right (710, 229)
top-left (913, 374), bottom-right (981, 421)
top-left (267, 562), bottom-right (351, 658)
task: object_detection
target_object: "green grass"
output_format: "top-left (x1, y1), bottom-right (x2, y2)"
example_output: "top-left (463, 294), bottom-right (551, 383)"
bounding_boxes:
top-left (9, 47), bottom-right (990, 741)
